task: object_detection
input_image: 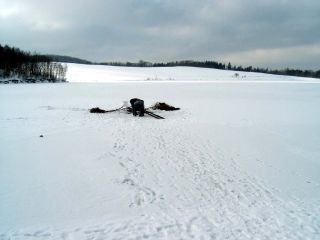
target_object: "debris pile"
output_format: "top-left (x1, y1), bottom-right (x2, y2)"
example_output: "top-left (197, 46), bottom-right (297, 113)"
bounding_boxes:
top-left (89, 107), bottom-right (107, 113)
top-left (151, 102), bottom-right (180, 111)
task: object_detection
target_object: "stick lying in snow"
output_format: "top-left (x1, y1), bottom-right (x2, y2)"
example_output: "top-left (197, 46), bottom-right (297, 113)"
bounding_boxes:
top-left (145, 110), bottom-right (165, 119)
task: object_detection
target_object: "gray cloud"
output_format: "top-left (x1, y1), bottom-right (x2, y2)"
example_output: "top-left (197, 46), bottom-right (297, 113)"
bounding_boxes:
top-left (1, 0), bottom-right (319, 69)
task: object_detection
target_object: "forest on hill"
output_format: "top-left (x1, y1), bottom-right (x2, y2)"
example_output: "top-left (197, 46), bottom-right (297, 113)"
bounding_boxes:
top-left (0, 44), bottom-right (67, 83)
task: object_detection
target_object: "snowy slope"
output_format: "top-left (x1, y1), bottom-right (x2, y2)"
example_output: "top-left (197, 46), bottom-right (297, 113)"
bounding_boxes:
top-left (66, 63), bottom-right (318, 82)
top-left (1, 67), bottom-right (320, 239)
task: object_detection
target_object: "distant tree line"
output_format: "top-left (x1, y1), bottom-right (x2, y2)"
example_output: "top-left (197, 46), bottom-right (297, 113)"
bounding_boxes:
top-left (0, 44), bottom-right (67, 83)
top-left (46, 54), bottom-right (92, 65)
top-left (101, 60), bottom-right (320, 79)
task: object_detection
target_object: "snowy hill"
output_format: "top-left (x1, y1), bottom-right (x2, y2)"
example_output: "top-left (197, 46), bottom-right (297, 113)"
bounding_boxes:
top-left (1, 64), bottom-right (320, 239)
top-left (66, 63), bottom-right (318, 82)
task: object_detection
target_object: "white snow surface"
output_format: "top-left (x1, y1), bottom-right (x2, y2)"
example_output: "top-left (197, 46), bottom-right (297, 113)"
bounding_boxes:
top-left (1, 64), bottom-right (320, 239)
top-left (66, 63), bottom-right (318, 82)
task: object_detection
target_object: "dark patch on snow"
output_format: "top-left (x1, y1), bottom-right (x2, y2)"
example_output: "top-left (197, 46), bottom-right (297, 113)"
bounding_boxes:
top-left (89, 107), bottom-right (107, 113)
top-left (151, 102), bottom-right (180, 111)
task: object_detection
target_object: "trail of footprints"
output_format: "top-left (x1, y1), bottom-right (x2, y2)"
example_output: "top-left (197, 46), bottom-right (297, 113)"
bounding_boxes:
top-left (112, 126), bottom-right (164, 208)
top-left (3, 119), bottom-right (320, 239)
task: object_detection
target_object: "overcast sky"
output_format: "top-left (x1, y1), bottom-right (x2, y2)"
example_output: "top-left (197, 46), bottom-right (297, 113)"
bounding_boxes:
top-left (1, 0), bottom-right (319, 69)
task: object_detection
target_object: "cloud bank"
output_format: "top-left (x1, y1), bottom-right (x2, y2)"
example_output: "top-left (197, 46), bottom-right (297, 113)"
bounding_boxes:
top-left (1, 0), bottom-right (319, 69)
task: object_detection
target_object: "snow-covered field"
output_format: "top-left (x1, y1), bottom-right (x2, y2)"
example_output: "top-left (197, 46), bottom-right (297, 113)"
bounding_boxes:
top-left (1, 64), bottom-right (320, 239)
top-left (66, 63), bottom-right (318, 82)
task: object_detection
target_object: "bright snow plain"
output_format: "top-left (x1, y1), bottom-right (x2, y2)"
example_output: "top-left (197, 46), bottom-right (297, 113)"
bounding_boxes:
top-left (1, 64), bottom-right (320, 239)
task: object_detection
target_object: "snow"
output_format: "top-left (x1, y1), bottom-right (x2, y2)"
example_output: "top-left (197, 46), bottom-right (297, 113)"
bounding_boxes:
top-left (0, 64), bottom-right (320, 239)
top-left (66, 63), bottom-right (318, 82)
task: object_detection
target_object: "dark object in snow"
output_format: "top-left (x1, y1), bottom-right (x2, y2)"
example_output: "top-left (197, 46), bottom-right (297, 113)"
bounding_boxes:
top-left (152, 102), bottom-right (180, 111)
top-left (39, 135), bottom-right (43, 137)
top-left (90, 107), bottom-right (107, 113)
top-left (90, 106), bottom-right (126, 114)
top-left (130, 98), bottom-right (145, 116)
top-left (89, 102), bottom-right (164, 119)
